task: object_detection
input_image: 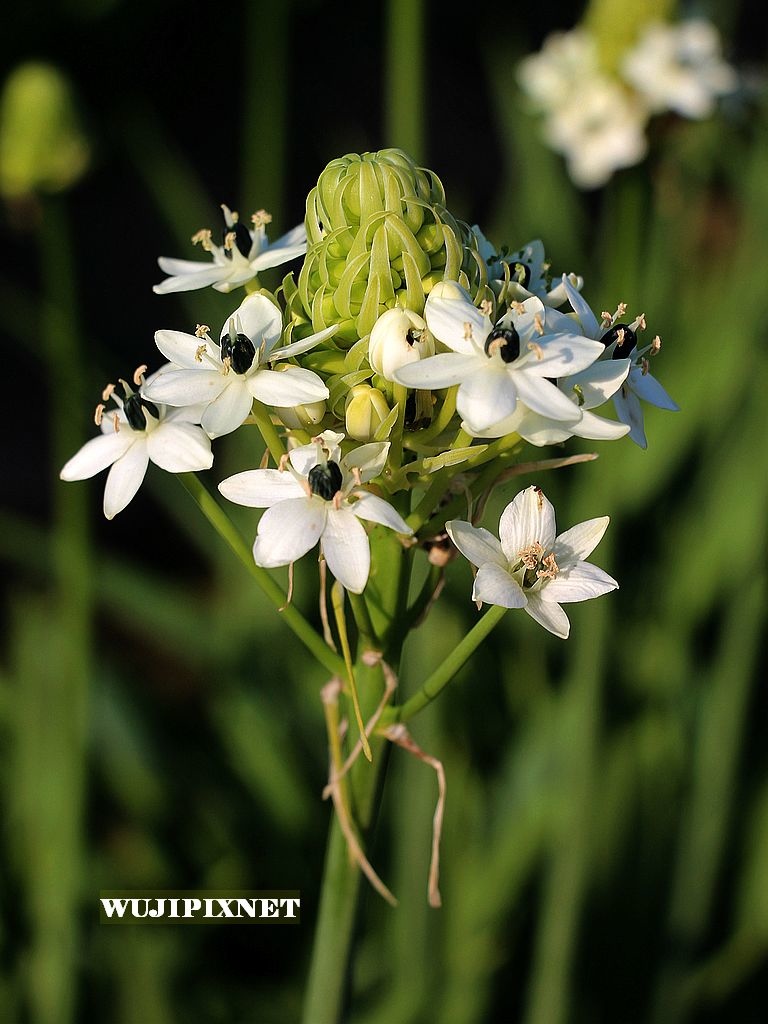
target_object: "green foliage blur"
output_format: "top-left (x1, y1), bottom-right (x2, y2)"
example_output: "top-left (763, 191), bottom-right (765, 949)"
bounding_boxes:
top-left (1, 0), bottom-right (766, 1022)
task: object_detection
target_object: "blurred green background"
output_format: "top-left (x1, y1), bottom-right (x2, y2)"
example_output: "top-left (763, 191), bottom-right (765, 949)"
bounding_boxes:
top-left (1, 0), bottom-right (767, 1021)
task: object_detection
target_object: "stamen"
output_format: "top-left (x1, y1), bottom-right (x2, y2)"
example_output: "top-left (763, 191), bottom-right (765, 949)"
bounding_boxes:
top-left (510, 301), bottom-right (526, 315)
top-left (463, 321), bottom-right (474, 341)
top-left (650, 335), bottom-right (662, 354)
top-left (537, 552), bottom-right (559, 580)
top-left (112, 413), bottom-right (120, 433)
top-left (641, 358), bottom-right (650, 376)
top-left (278, 452), bottom-right (291, 472)
top-left (251, 209), bottom-right (273, 227)
top-left (133, 364), bottom-right (148, 386)
top-left (94, 403), bottom-right (105, 426)
top-left (191, 229), bottom-right (213, 251)
top-left (479, 299), bottom-right (493, 317)
top-left (102, 382), bottom-right (115, 402)
top-left (223, 230), bottom-right (237, 252)
top-left (194, 344), bottom-right (207, 363)
top-left (527, 341), bottom-right (544, 360)
top-left (533, 313), bottom-right (544, 336)
top-left (518, 541), bottom-right (544, 570)
top-left (195, 323), bottom-right (210, 339)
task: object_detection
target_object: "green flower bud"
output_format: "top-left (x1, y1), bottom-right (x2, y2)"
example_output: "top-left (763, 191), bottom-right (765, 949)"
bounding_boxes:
top-left (345, 384), bottom-right (392, 441)
top-left (298, 149), bottom-right (488, 348)
top-left (0, 63), bottom-right (89, 199)
top-left (276, 399), bottom-right (328, 431)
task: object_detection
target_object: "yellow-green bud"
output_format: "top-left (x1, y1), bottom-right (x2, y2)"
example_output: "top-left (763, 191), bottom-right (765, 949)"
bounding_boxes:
top-left (0, 63), bottom-right (89, 199)
top-left (345, 384), bottom-right (391, 441)
top-left (298, 148), bottom-right (487, 347)
top-left (276, 399), bottom-right (327, 431)
top-left (368, 308), bottom-right (433, 382)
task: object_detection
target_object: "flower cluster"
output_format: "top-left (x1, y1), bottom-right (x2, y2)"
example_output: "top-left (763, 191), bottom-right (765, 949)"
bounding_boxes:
top-left (518, 19), bottom-right (737, 187)
top-left (61, 148), bottom-right (678, 632)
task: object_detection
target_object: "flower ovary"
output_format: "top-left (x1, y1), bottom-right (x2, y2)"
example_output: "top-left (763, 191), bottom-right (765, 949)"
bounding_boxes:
top-left (602, 322), bottom-right (637, 359)
top-left (223, 219), bottom-right (252, 259)
top-left (123, 393), bottom-right (159, 432)
top-left (308, 460), bottom-right (343, 500)
top-left (485, 326), bottom-right (521, 364)
top-left (221, 332), bottom-right (257, 375)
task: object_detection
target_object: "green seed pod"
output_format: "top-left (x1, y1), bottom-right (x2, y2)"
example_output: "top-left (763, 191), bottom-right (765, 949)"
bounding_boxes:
top-left (298, 149), bottom-right (489, 348)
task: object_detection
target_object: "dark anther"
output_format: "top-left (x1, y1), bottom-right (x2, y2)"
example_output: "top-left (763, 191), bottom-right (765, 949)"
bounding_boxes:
top-left (221, 332), bottom-right (257, 375)
top-left (123, 393), bottom-right (159, 431)
top-left (405, 329), bottom-right (419, 347)
top-left (222, 219), bottom-right (252, 259)
top-left (511, 261), bottom-right (531, 288)
top-left (308, 461), bottom-right (344, 501)
top-left (602, 323), bottom-right (637, 360)
top-left (484, 326), bottom-right (521, 364)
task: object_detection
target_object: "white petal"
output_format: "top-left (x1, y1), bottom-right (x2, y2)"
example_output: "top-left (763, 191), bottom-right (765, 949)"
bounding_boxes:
top-left (472, 564), bottom-right (527, 608)
top-left (513, 372), bottom-right (582, 422)
top-left (248, 367), bottom-right (328, 407)
top-left (103, 442), bottom-right (150, 519)
top-left (424, 290), bottom-right (490, 355)
top-left (145, 422), bottom-right (213, 473)
top-left (524, 594), bottom-right (570, 639)
top-left (201, 381), bottom-right (254, 437)
top-left (60, 432), bottom-right (134, 481)
top-left (561, 274), bottom-right (600, 338)
top-left (553, 517), bottom-right (610, 563)
top-left (252, 497), bottom-right (326, 567)
top-left (349, 492), bottom-right (412, 534)
top-left (275, 324), bottom-right (339, 360)
top-left (321, 507), bottom-right (371, 594)
top-left (498, 486), bottom-right (557, 562)
top-left (219, 468), bottom-right (306, 507)
top-left (225, 293), bottom-right (283, 350)
top-left (543, 562), bottom-right (618, 603)
top-left (630, 370), bottom-right (680, 411)
top-left (142, 368), bottom-right (226, 407)
top-left (341, 442), bottom-right (390, 483)
top-left (613, 387), bottom-right (647, 448)
top-left (519, 335), bottom-right (604, 377)
top-left (561, 358), bottom-right (630, 408)
top-left (394, 352), bottom-right (478, 390)
top-left (157, 256), bottom-right (213, 275)
top-left (457, 365), bottom-right (518, 432)
top-left (445, 520), bottom-right (507, 569)
top-left (569, 409), bottom-right (630, 440)
top-left (153, 266), bottom-right (229, 294)
top-left (154, 330), bottom-right (217, 370)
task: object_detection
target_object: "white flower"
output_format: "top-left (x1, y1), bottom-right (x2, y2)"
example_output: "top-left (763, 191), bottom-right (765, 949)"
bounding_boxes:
top-left (560, 275), bottom-right (678, 448)
top-left (472, 231), bottom-right (584, 308)
top-left (393, 282), bottom-right (604, 435)
top-left (218, 431), bottom-right (413, 594)
top-left (60, 369), bottom-right (213, 520)
top-left (622, 20), bottom-right (737, 119)
top-left (368, 308), bottom-right (434, 381)
top-left (142, 293), bottom-right (334, 438)
top-left (446, 485), bottom-right (618, 639)
top-left (153, 206), bottom-right (307, 295)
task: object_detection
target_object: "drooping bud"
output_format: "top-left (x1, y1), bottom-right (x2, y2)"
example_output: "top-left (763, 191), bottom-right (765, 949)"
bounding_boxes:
top-left (368, 308), bottom-right (433, 381)
top-left (345, 384), bottom-right (392, 442)
top-left (297, 149), bottom-right (489, 346)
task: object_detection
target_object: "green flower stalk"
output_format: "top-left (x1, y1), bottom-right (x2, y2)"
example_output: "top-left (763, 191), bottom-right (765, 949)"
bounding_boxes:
top-left (297, 148), bottom-right (489, 345)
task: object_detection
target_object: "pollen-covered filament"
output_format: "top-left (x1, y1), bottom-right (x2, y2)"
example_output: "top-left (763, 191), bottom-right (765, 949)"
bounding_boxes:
top-left (516, 542), bottom-right (559, 586)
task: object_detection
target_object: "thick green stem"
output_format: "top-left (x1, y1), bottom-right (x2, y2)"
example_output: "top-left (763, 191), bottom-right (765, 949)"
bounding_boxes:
top-left (178, 473), bottom-right (344, 677)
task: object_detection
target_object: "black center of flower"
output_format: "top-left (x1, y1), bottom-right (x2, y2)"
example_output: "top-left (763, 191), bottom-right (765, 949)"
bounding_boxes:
top-left (308, 461), bottom-right (343, 500)
top-left (405, 329), bottom-right (419, 347)
top-left (221, 332), bottom-right (257, 374)
top-left (222, 219), bottom-right (252, 259)
top-left (511, 261), bottom-right (531, 288)
top-left (602, 322), bottom-right (637, 360)
top-left (123, 393), bottom-right (159, 431)
top-left (484, 326), bottom-right (521, 364)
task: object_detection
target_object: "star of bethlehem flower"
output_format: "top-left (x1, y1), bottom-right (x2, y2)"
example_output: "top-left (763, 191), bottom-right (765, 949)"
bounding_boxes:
top-left (142, 292), bottom-right (335, 438)
top-left (471, 230), bottom-right (584, 308)
top-left (622, 20), bottom-right (737, 119)
top-left (560, 275), bottom-right (679, 448)
top-left (60, 367), bottom-right (213, 520)
top-left (218, 431), bottom-right (413, 594)
top-left (393, 281), bottom-right (605, 436)
top-left (153, 205), bottom-right (307, 294)
top-left (446, 485), bottom-right (618, 639)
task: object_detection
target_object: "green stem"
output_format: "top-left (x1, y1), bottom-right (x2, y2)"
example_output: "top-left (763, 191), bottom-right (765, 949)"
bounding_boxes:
top-left (396, 604), bottom-right (508, 722)
top-left (178, 473), bottom-right (344, 677)
top-left (251, 401), bottom-right (286, 464)
top-left (384, 0), bottom-right (425, 159)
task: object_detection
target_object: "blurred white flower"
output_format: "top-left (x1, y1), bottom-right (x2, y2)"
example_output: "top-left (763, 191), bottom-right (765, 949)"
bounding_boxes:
top-left (60, 370), bottom-right (213, 520)
top-left (622, 20), bottom-right (737, 119)
top-left (218, 431), bottom-right (412, 593)
top-left (154, 206), bottom-right (307, 294)
top-left (447, 485), bottom-right (618, 638)
top-left (143, 293), bottom-right (334, 438)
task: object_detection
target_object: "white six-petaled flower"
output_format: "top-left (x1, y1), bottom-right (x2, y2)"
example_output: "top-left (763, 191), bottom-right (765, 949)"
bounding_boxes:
top-left (142, 292), bottom-right (335, 438)
top-left (446, 485), bottom-right (618, 639)
top-left (153, 206), bottom-right (307, 294)
top-left (393, 281), bottom-right (604, 435)
top-left (218, 431), bottom-right (413, 594)
top-left (60, 369), bottom-right (213, 520)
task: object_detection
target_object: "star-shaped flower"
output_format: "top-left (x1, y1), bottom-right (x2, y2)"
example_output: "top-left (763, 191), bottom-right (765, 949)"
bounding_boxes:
top-left (60, 369), bottom-right (213, 519)
top-left (142, 293), bottom-right (335, 438)
top-left (153, 206), bottom-right (307, 294)
top-left (446, 485), bottom-right (618, 639)
top-left (393, 282), bottom-right (604, 435)
top-left (472, 230), bottom-right (583, 308)
top-left (218, 431), bottom-right (413, 594)
top-left (560, 275), bottom-right (678, 448)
